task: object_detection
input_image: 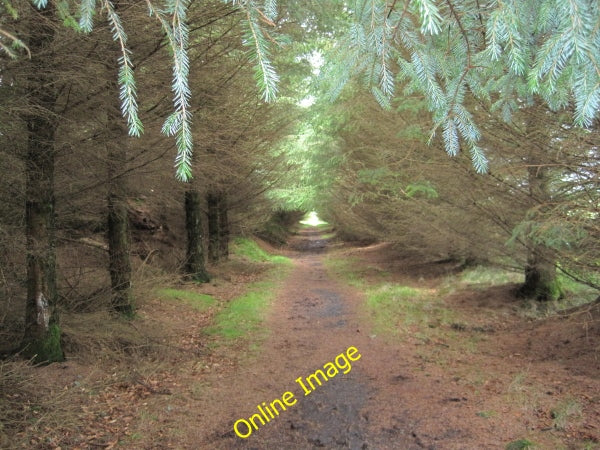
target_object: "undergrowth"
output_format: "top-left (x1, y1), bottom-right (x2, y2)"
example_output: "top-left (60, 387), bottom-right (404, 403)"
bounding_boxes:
top-left (460, 266), bottom-right (523, 286)
top-left (0, 357), bottom-right (82, 448)
top-left (366, 283), bottom-right (455, 335)
top-left (1, 236), bottom-right (292, 448)
top-left (453, 265), bottom-right (598, 317)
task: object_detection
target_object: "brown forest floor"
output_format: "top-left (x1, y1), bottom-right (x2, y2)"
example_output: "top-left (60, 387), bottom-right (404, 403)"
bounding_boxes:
top-left (3, 228), bottom-right (600, 449)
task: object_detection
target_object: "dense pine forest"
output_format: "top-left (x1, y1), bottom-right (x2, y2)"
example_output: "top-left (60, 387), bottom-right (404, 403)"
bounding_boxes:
top-left (1, 1), bottom-right (599, 448)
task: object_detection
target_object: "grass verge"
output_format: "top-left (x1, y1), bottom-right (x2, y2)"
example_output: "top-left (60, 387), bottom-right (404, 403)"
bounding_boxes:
top-left (205, 280), bottom-right (279, 341)
top-left (324, 255), bottom-right (454, 338)
top-left (232, 237), bottom-right (291, 265)
top-left (206, 238), bottom-right (291, 347)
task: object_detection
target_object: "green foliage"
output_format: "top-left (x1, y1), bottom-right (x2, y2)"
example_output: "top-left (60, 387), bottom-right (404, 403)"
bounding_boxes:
top-left (56, 0), bottom-right (78, 29)
top-left (460, 266), bottom-right (523, 287)
top-left (154, 0), bottom-right (193, 181)
top-left (207, 236), bottom-right (291, 341)
top-left (324, 0), bottom-right (600, 173)
top-left (78, 0), bottom-right (95, 32)
top-left (266, 113), bottom-right (345, 212)
top-left (508, 219), bottom-right (587, 251)
top-left (405, 182), bottom-right (437, 199)
top-left (101, 0), bottom-right (143, 138)
top-left (325, 256), bottom-right (455, 338)
top-left (366, 283), bottom-right (454, 334)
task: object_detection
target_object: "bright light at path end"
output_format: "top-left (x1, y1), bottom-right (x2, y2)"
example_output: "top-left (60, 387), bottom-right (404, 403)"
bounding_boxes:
top-left (300, 211), bottom-right (328, 226)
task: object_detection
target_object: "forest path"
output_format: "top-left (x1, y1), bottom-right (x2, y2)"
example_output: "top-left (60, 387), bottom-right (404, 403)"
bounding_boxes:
top-left (180, 228), bottom-right (599, 449)
top-left (9, 228), bottom-right (599, 448)
top-left (191, 228), bottom-right (419, 449)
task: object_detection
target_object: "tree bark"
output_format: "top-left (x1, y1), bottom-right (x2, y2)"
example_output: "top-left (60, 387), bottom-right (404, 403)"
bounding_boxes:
top-left (106, 107), bottom-right (134, 316)
top-left (218, 191), bottom-right (229, 260)
top-left (105, 28), bottom-right (134, 316)
top-left (207, 190), bottom-right (219, 263)
top-left (107, 186), bottom-right (134, 315)
top-left (21, 6), bottom-right (64, 363)
top-left (185, 190), bottom-right (210, 282)
top-left (518, 157), bottom-right (563, 301)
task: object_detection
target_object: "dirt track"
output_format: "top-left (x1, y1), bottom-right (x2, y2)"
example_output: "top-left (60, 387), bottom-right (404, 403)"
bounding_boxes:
top-left (189, 228), bottom-right (600, 449)
top-left (195, 230), bottom-right (415, 449)
top-left (15, 228), bottom-right (598, 448)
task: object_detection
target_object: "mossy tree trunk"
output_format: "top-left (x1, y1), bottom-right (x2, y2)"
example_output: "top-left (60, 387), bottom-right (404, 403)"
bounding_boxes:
top-left (184, 189), bottom-right (210, 282)
top-left (21, 5), bottom-right (64, 363)
top-left (519, 156), bottom-right (563, 301)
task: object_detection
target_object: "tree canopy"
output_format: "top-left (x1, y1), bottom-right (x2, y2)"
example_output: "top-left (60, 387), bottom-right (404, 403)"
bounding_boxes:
top-left (322, 0), bottom-right (600, 172)
top-left (3, 0), bottom-right (598, 179)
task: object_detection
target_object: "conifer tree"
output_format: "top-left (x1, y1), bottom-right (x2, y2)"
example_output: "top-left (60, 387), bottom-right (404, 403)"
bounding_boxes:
top-left (20, 4), bottom-right (64, 363)
top-left (3, 1), bottom-right (598, 177)
top-left (322, 0), bottom-right (600, 172)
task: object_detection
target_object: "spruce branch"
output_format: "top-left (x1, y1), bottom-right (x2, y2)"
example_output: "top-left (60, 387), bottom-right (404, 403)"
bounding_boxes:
top-left (0, 28), bottom-right (29, 58)
top-left (244, 6), bottom-right (279, 102)
top-left (415, 0), bottom-right (442, 35)
top-left (153, 0), bottom-right (194, 181)
top-left (79, 0), bottom-right (96, 32)
top-left (103, 0), bottom-right (143, 138)
top-left (263, 0), bottom-right (277, 21)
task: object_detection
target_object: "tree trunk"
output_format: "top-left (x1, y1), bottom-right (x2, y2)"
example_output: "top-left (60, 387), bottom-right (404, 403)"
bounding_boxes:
top-left (107, 186), bottom-right (134, 315)
top-left (207, 190), bottom-right (219, 263)
top-left (105, 35), bottom-right (134, 315)
top-left (106, 113), bottom-right (134, 316)
top-left (21, 6), bottom-right (64, 363)
top-left (185, 190), bottom-right (210, 282)
top-left (518, 157), bottom-right (563, 301)
top-left (218, 192), bottom-right (229, 260)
